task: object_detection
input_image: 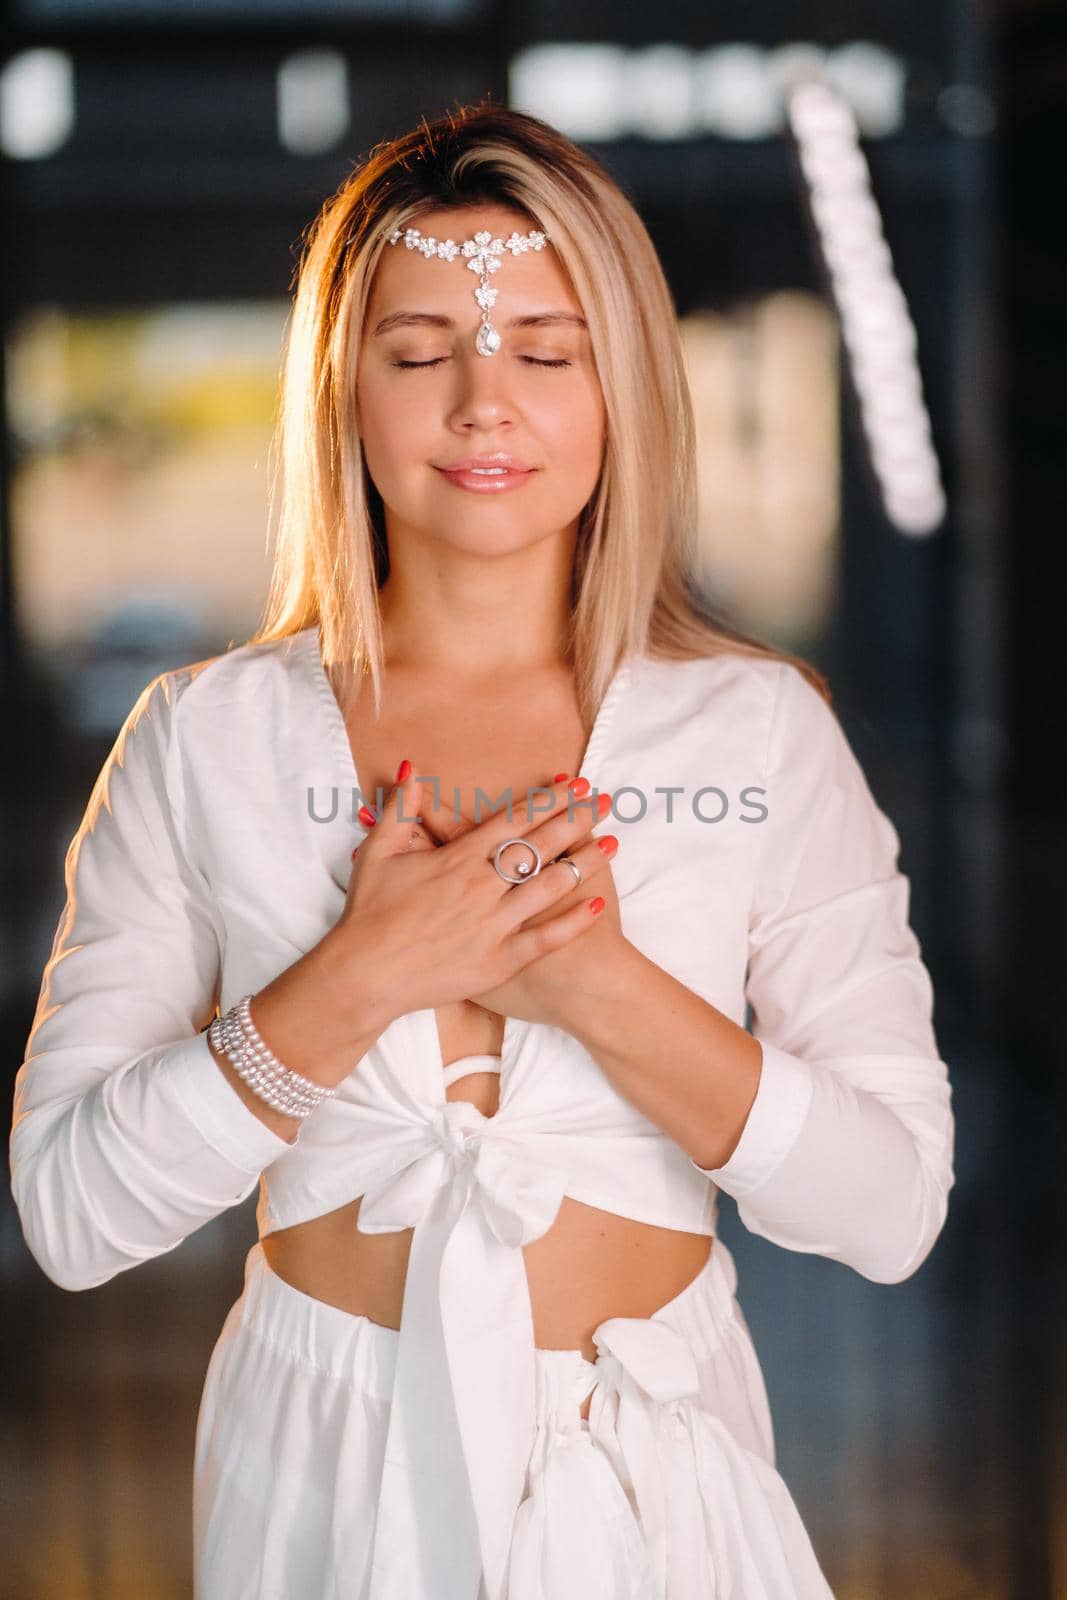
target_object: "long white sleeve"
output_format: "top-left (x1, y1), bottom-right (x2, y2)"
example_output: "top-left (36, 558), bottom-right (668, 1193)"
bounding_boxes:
top-left (9, 668), bottom-right (299, 1293)
top-left (693, 662), bottom-right (955, 1285)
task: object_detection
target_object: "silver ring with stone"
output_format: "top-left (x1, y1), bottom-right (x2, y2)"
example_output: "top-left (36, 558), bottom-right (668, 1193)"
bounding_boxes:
top-left (557, 856), bottom-right (583, 887)
top-left (493, 838), bottom-right (542, 884)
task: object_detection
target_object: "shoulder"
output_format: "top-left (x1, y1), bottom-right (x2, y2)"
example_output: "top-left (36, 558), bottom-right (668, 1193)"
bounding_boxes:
top-left (629, 646), bottom-right (780, 697)
top-left (104, 630), bottom-right (318, 818)
top-left (624, 648), bottom-right (789, 750)
top-left (622, 650), bottom-right (853, 798)
top-left (133, 628), bottom-right (316, 748)
top-left (161, 627), bottom-right (314, 716)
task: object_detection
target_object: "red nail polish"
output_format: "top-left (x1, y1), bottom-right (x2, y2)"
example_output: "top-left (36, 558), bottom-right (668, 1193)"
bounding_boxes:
top-left (596, 835), bottom-right (618, 855)
top-left (569, 777), bottom-right (590, 797)
top-left (596, 792), bottom-right (612, 817)
top-left (554, 772), bottom-right (569, 783)
top-left (358, 805), bottom-right (376, 827)
top-left (589, 896), bottom-right (606, 914)
top-left (396, 759), bottom-right (411, 783)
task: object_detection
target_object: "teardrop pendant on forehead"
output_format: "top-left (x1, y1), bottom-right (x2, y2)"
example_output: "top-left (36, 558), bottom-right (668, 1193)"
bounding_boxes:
top-left (384, 224), bottom-right (552, 359)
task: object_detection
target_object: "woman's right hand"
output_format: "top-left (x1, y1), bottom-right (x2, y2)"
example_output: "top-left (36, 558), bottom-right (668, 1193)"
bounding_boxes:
top-left (332, 767), bottom-right (614, 1029)
top-left (245, 767), bottom-right (612, 1098)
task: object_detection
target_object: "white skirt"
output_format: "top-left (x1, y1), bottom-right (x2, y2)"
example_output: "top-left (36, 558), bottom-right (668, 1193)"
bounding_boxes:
top-left (193, 1235), bottom-right (836, 1599)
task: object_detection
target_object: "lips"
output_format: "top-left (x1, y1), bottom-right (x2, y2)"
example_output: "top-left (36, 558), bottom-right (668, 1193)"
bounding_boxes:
top-left (435, 453), bottom-right (534, 472)
top-left (431, 460), bottom-right (534, 489)
top-left (437, 466), bottom-right (532, 479)
top-left (434, 459), bottom-right (536, 492)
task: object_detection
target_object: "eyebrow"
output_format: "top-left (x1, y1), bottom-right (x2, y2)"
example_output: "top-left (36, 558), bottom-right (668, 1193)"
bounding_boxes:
top-left (371, 310), bottom-right (588, 337)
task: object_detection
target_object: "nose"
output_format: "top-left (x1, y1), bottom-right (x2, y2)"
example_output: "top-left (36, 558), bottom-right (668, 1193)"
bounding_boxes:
top-left (446, 343), bottom-right (518, 434)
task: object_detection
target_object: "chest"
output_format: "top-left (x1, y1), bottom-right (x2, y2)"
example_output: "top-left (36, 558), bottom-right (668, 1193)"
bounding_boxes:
top-left (184, 645), bottom-right (763, 1069)
top-left (339, 666), bottom-right (600, 1073)
top-left (342, 665), bottom-right (591, 826)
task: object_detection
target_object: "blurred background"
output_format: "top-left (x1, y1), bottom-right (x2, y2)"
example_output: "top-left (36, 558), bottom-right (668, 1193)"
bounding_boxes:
top-left (1, 1), bottom-right (1063, 1596)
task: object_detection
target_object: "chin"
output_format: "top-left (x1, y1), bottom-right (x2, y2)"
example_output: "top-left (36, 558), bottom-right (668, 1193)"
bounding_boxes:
top-left (441, 524), bottom-right (547, 553)
top-left (420, 505), bottom-right (550, 539)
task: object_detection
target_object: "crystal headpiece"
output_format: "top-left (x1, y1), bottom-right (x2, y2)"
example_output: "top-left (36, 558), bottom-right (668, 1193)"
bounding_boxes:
top-left (383, 223), bottom-right (552, 358)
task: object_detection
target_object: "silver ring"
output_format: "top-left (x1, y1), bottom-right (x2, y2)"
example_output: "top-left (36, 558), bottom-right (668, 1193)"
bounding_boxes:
top-left (493, 837), bottom-right (542, 884)
top-left (557, 855), bottom-right (583, 886)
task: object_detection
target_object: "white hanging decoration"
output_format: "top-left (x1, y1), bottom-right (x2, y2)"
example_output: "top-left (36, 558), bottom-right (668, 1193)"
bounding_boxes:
top-left (787, 80), bottom-right (946, 536)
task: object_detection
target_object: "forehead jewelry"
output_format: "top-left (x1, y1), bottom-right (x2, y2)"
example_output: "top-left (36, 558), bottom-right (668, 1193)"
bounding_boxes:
top-left (383, 222), bottom-right (552, 358)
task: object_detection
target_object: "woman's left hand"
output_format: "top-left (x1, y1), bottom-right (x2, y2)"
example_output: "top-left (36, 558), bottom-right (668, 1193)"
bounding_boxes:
top-left (468, 840), bottom-right (627, 1027)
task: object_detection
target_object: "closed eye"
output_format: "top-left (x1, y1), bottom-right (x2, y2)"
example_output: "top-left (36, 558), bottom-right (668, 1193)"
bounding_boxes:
top-left (390, 357), bottom-right (572, 370)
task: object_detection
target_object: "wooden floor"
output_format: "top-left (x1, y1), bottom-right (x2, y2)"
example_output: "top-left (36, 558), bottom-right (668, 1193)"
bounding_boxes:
top-left (2, 987), bottom-right (1058, 1600)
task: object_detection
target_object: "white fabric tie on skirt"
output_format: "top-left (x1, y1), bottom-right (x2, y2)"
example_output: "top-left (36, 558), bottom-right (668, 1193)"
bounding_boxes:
top-left (352, 1094), bottom-right (834, 1600)
top-left (509, 1316), bottom-right (837, 1600)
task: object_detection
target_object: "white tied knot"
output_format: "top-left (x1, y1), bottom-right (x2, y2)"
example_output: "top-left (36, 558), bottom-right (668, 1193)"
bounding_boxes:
top-left (357, 1101), bottom-right (566, 1249)
top-left (508, 1320), bottom-right (703, 1600)
top-left (359, 1112), bottom-right (836, 1600)
top-left (591, 1317), bottom-right (703, 1407)
top-left (433, 1096), bottom-right (488, 1160)
top-left (359, 1099), bottom-right (572, 1600)
top-left (527, 1313), bottom-right (835, 1600)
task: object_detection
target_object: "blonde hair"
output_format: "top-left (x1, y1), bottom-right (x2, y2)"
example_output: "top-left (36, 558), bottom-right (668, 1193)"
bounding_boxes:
top-left (249, 100), bottom-right (831, 723)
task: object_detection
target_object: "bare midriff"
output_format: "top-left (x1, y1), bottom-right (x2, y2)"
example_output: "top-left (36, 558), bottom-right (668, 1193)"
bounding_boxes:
top-left (260, 659), bottom-right (714, 1421)
top-left (260, 1002), bottom-right (713, 1420)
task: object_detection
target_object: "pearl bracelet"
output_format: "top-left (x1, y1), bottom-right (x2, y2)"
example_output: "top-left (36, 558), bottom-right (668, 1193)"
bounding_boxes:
top-left (208, 994), bottom-right (337, 1120)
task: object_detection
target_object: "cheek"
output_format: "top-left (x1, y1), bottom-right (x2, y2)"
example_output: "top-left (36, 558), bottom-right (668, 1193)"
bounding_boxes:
top-left (541, 382), bottom-right (604, 469)
top-left (358, 375), bottom-right (430, 469)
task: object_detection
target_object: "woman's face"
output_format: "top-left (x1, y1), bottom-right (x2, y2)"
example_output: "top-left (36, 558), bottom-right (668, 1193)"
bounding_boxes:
top-left (356, 204), bottom-right (605, 557)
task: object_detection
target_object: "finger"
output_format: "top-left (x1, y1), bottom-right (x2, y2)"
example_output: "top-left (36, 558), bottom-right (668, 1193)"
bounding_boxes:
top-left (350, 811), bottom-right (436, 869)
top-left (503, 891), bottom-right (607, 969)
top-left (490, 833), bottom-right (616, 932)
top-left (546, 833), bottom-right (618, 893)
top-left (528, 839), bottom-right (618, 928)
top-left (487, 791), bottom-right (611, 892)
top-left (531, 789), bottom-right (613, 858)
top-left (453, 775), bottom-right (604, 866)
top-left (426, 770), bottom-right (598, 856)
top-left (368, 774), bottom-right (425, 853)
top-left (412, 799), bottom-right (475, 849)
top-left (405, 819), bottom-right (438, 851)
top-left (418, 779), bottom-right (568, 852)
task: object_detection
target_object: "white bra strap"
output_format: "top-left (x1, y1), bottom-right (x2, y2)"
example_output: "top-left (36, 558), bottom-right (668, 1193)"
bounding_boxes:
top-left (441, 1054), bottom-right (504, 1088)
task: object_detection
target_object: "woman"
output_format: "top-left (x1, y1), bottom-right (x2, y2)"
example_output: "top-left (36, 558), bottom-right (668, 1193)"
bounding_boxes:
top-left (10, 103), bottom-right (955, 1599)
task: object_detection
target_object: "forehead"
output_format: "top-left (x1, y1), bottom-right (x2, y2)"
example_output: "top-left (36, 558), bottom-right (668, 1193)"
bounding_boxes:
top-left (366, 206), bottom-right (579, 315)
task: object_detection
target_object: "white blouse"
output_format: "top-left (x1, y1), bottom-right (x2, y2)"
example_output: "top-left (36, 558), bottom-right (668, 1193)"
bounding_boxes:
top-left (9, 625), bottom-right (955, 1599)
